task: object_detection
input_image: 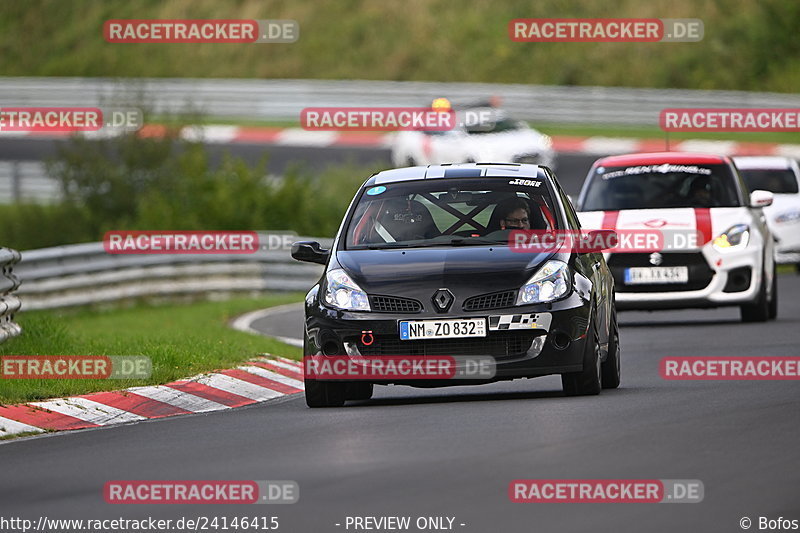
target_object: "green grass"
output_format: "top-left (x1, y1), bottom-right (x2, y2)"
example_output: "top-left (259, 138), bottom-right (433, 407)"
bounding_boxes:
top-left (153, 116), bottom-right (301, 129)
top-left (0, 430), bottom-right (52, 441)
top-left (1, 0), bottom-right (800, 93)
top-left (0, 294), bottom-right (303, 404)
top-left (535, 123), bottom-right (800, 145)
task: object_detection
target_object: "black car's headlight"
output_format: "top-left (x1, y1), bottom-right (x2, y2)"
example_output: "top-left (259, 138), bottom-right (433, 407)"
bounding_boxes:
top-left (323, 269), bottom-right (371, 311)
top-left (712, 224), bottom-right (750, 252)
top-left (516, 260), bottom-right (571, 305)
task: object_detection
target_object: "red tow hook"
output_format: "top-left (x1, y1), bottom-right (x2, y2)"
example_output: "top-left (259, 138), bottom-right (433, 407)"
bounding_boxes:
top-left (361, 330), bottom-right (374, 346)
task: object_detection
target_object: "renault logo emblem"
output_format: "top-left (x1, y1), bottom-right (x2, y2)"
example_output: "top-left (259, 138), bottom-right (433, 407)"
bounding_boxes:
top-left (649, 252), bottom-right (663, 266)
top-left (432, 288), bottom-right (454, 313)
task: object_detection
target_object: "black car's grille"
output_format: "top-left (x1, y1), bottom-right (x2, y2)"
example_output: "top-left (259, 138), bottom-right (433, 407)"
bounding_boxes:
top-left (608, 252), bottom-right (714, 293)
top-left (369, 295), bottom-right (423, 313)
top-left (356, 332), bottom-right (537, 357)
top-left (463, 290), bottom-right (517, 311)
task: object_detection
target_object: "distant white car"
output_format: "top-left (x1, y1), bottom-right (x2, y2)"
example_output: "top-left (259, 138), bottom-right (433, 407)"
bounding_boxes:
top-left (733, 156), bottom-right (800, 269)
top-left (576, 152), bottom-right (777, 322)
top-left (391, 107), bottom-right (556, 169)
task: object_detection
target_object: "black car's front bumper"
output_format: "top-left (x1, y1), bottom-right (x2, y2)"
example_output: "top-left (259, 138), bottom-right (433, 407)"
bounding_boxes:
top-left (303, 289), bottom-right (593, 387)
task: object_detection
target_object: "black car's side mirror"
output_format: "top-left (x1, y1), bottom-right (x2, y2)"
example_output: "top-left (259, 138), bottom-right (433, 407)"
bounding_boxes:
top-left (291, 241), bottom-right (330, 265)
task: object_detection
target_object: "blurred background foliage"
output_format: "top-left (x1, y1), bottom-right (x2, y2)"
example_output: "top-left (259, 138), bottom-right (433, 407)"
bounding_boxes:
top-left (1, 0), bottom-right (799, 92)
top-left (0, 127), bottom-right (381, 249)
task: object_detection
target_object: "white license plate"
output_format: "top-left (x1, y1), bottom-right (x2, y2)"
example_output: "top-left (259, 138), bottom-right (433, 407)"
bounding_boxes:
top-left (624, 266), bottom-right (689, 284)
top-left (399, 318), bottom-right (487, 340)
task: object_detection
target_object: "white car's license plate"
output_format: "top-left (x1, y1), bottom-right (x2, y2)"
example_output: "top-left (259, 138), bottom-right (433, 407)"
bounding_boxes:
top-left (624, 266), bottom-right (689, 284)
top-left (399, 318), bottom-right (487, 340)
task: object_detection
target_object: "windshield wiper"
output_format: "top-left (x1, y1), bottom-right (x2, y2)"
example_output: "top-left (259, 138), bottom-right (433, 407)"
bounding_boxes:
top-left (365, 243), bottom-right (411, 249)
top-left (362, 238), bottom-right (507, 250)
top-left (414, 237), bottom-right (507, 247)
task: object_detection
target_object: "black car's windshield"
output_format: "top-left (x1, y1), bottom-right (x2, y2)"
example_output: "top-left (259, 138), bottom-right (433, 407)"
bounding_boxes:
top-left (581, 163), bottom-right (741, 211)
top-left (345, 177), bottom-right (561, 249)
top-left (739, 168), bottom-right (799, 194)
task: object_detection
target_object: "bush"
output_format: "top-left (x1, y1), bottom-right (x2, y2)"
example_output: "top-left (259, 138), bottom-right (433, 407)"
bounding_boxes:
top-left (0, 128), bottom-right (381, 250)
top-left (0, 203), bottom-right (94, 250)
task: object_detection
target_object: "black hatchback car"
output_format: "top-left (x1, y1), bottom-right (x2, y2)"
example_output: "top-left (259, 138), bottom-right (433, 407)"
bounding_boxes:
top-left (292, 163), bottom-right (619, 407)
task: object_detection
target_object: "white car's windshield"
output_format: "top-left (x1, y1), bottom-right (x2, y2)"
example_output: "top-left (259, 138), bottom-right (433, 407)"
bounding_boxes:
top-left (582, 163), bottom-right (742, 210)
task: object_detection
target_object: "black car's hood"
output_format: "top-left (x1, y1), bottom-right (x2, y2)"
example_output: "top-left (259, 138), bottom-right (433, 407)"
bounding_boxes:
top-left (335, 247), bottom-right (559, 304)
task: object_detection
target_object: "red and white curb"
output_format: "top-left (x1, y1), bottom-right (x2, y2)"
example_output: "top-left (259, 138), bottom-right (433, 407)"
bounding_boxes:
top-left (0, 356), bottom-right (303, 439)
top-left (4, 125), bottom-right (800, 157)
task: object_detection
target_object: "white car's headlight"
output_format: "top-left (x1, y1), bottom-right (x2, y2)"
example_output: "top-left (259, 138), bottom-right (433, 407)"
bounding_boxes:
top-left (517, 260), bottom-right (571, 305)
top-left (324, 269), bottom-right (370, 311)
top-left (775, 209), bottom-right (800, 224)
top-left (712, 224), bottom-right (750, 252)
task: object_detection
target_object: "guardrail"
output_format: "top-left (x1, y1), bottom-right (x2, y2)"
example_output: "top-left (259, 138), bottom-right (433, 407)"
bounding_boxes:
top-left (2, 77), bottom-right (800, 126)
top-left (0, 161), bottom-right (60, 204)
top-left (14, 235), bottom-right (330, 310)
top-left (0, 247), bottom-right (22, 343)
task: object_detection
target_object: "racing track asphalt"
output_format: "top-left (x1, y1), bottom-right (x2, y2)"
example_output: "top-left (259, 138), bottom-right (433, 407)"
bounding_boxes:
top-left (1, 275), bottom-right (799, 533)
top-left (1, 138), bottom-right (798, 532)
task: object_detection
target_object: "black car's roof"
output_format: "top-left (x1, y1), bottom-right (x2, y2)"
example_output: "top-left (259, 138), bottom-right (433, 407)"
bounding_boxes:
top-left (365, 163), bottom-right (547, 186)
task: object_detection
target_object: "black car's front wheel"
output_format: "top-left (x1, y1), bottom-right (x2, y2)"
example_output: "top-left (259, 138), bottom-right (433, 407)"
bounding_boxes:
top-left (303, 339), bottom-right (347, 407)
top-left (305, 378), bottom-right (347, 408)
top-left (601, 305), bottom-right (621, 389)
top-left (346, 382), bottom-right (374, 401)
top-left (562, 312), bottom-right (602, 396)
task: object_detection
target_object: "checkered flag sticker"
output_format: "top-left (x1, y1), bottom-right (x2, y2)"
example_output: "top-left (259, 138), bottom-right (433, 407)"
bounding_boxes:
top-left (488, 313), bottom-right (552, 331)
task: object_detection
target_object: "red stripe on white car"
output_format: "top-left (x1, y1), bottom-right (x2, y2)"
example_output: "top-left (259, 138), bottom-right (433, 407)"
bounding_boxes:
top-left (694, 208), bottom-right (713, 244)
top-left (422, 134), bottom-right (433, 161)
top-left (601, 211), bottom-right (620, 230)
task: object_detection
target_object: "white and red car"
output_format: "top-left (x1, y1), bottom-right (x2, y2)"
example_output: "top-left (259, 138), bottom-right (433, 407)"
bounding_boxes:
top-left (391, 106), bottom-right (555, 169)
top-left (575, 152), bottom-right (777, 322)
top-left (733, 156), bottom-right (800, 270)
